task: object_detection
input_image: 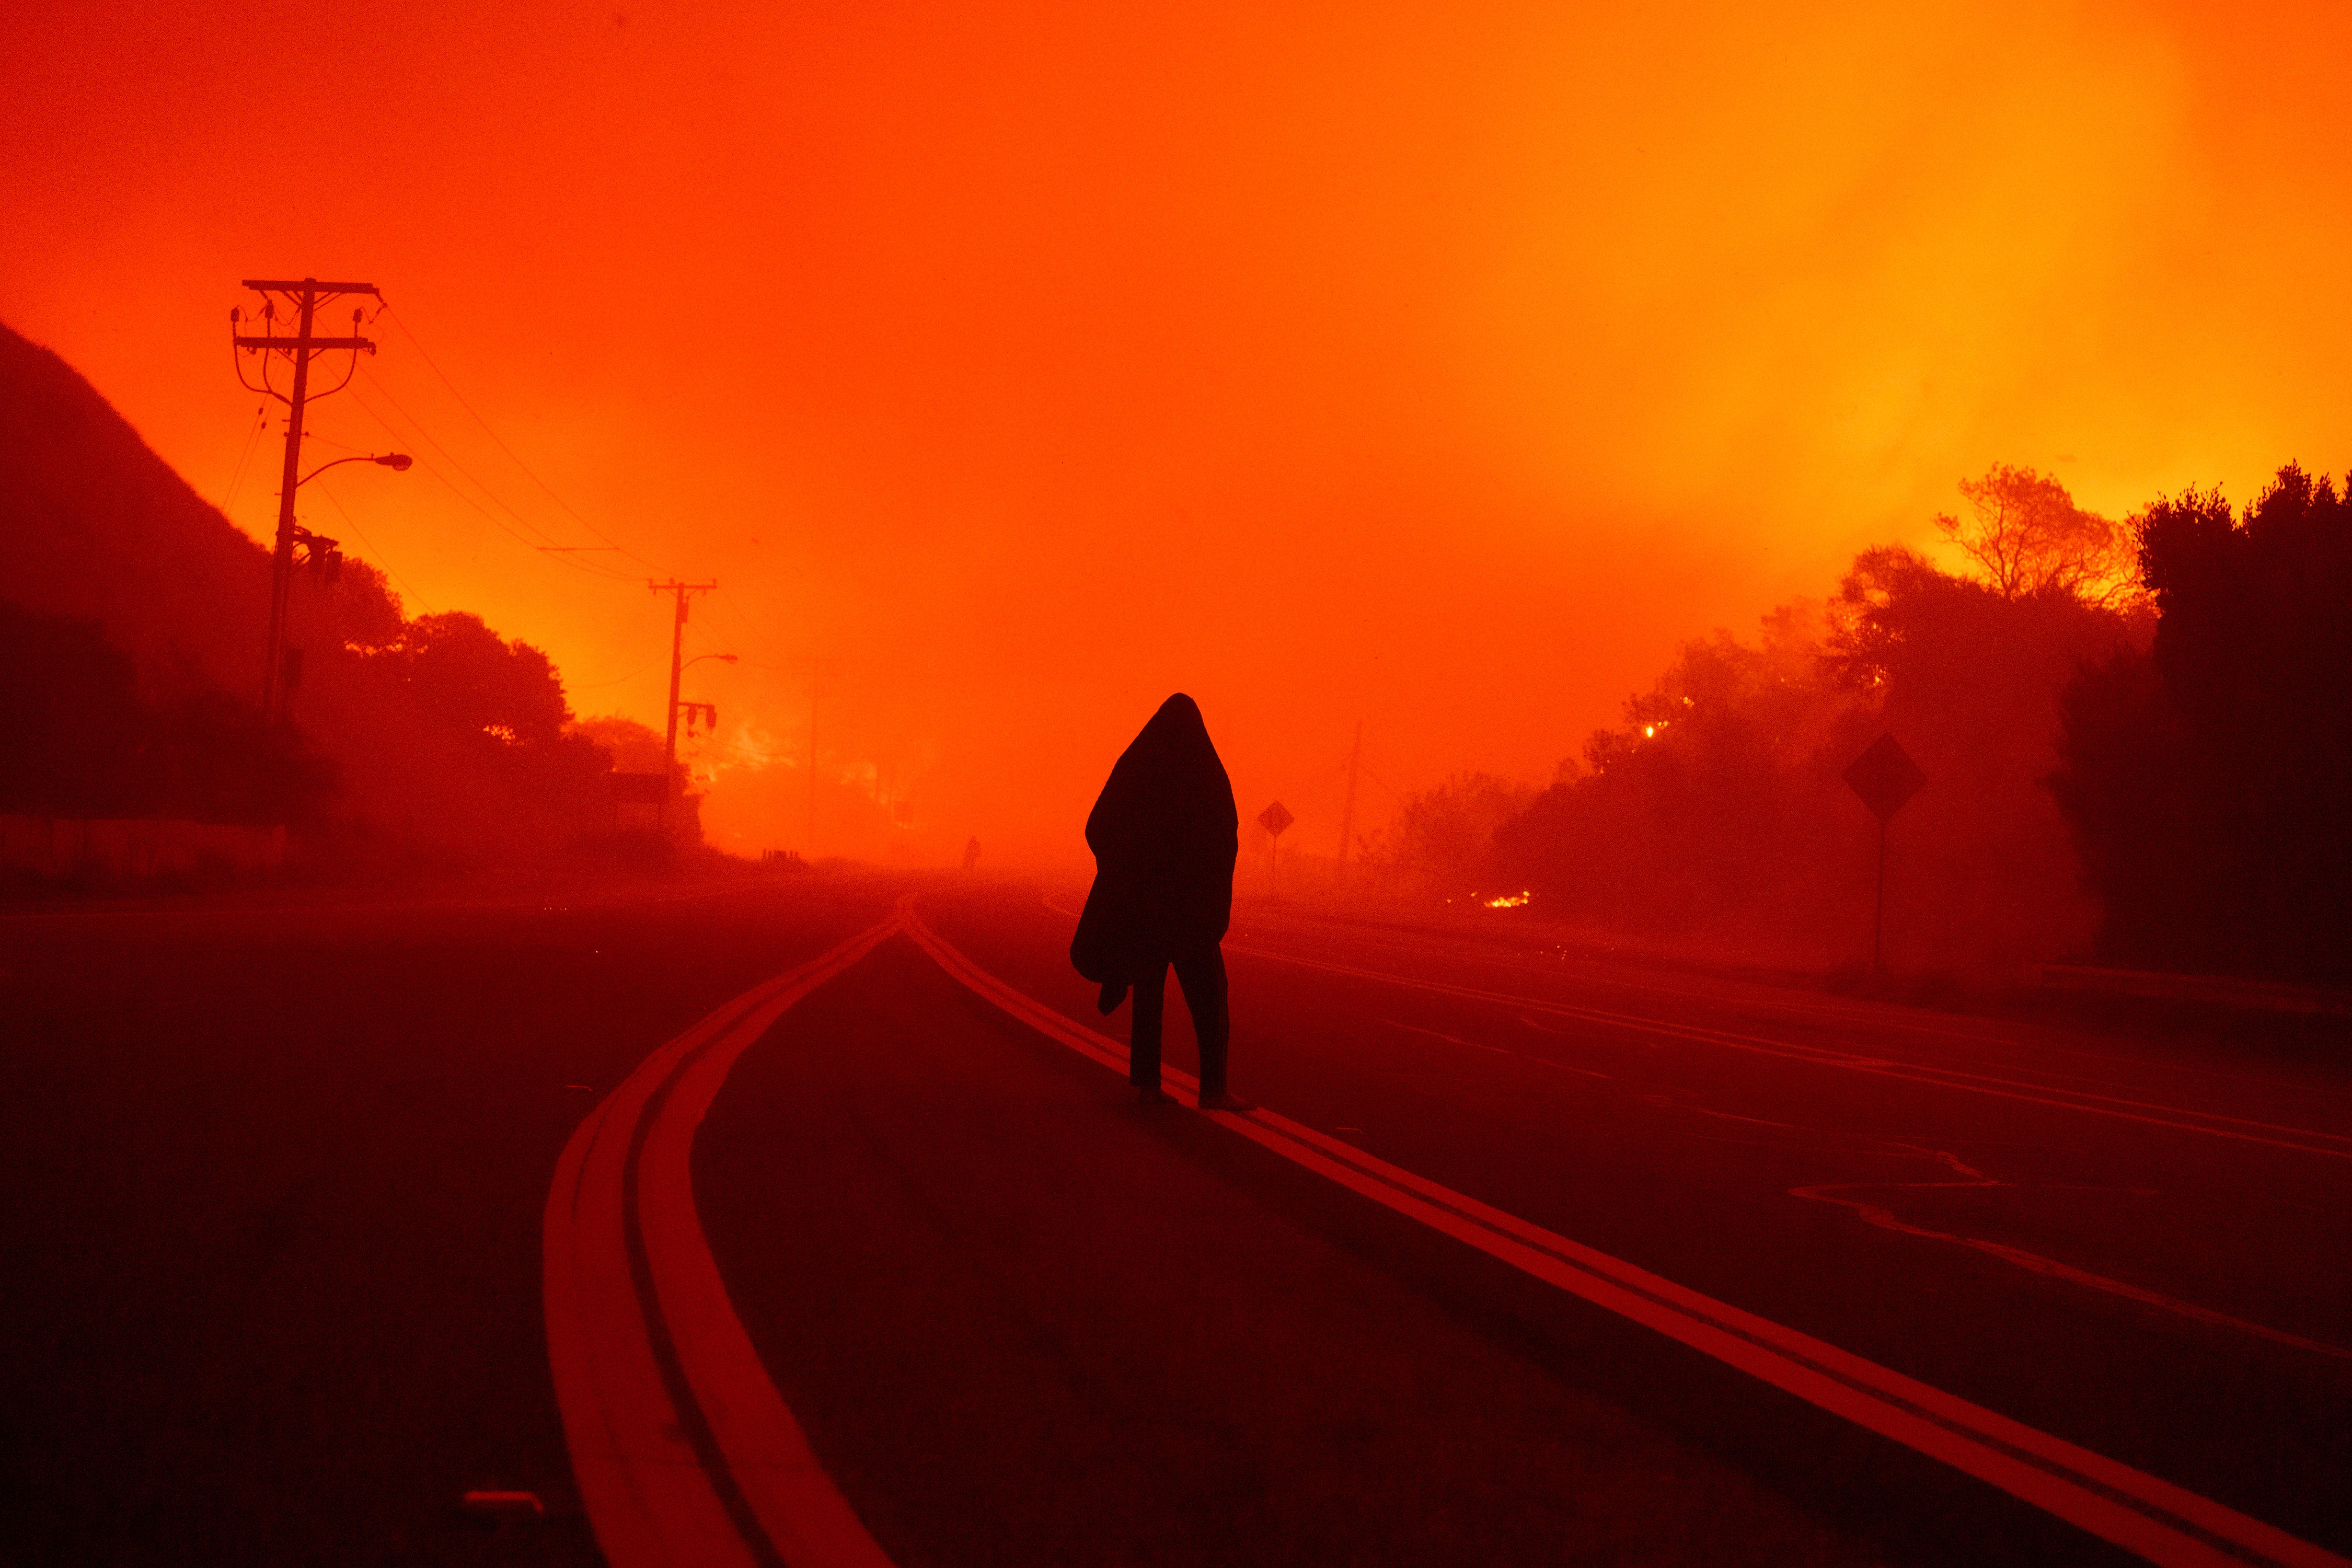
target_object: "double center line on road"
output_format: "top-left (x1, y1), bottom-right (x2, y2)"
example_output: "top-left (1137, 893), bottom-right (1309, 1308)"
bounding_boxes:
top-left (912, 903), bottom-right (2347, 1568)
top-left (546, 897), bottom-right (2349, 1568)
top-left (1223, 940), bottom-right (2352, 1161)
top-left (545, 916), bottom-right (901, 1568)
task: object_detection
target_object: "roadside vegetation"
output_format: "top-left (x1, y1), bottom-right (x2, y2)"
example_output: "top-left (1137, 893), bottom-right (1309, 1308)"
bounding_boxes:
top-left (1384, 463), bottom-right (2352, 986)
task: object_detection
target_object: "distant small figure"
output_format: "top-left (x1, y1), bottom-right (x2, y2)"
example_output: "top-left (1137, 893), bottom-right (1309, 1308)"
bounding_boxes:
top-left (963, 835), bottom-right (982, 872)
top-left (1070, 694), bottom-right (1248, 1111)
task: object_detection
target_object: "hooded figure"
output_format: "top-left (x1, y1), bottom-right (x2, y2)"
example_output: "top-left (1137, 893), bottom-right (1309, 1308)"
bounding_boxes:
top-left (1071, 694), bottom-right (1247, 1109)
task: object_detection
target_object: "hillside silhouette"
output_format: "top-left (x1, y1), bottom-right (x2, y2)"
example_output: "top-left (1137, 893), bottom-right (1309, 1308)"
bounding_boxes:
top-left (0, 320), bottom-right (664, 869)
top-left (0, 324), bottom-right (278, 696)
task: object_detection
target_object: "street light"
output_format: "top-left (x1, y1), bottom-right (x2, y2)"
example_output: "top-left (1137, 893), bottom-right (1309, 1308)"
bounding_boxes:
top-left (283, 451), bottom-right (412, 590)
top-left (660, 652), bottom-right (736, 834)
top-left (261, 453), bottom-right (414, 707)
top-left (296, 452), bottom-right (412, 487)
top-left (675, 653), bottom-right (737, 735)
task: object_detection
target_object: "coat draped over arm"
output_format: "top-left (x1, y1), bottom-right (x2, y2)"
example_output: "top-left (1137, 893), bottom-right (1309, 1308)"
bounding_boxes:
top-left (1070, 694), bottom-right (1239, 986)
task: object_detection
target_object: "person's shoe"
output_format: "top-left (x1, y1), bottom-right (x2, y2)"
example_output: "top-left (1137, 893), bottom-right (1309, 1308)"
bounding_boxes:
top-left (1097, 982), bottom-right (1129, 1014)
top-left (1136, 1085), bottom-right (1171, 1105)
top-left (1195, 1089), bottom-right (1253, 1113)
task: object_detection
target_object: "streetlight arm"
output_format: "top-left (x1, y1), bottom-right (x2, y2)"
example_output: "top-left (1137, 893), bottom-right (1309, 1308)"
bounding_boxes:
top-left (296, 452), bottom-right (413, 488)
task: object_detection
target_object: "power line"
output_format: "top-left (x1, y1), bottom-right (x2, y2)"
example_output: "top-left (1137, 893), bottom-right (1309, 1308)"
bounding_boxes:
top-left (344, 389), bottom-right (569, 560)
top-left (351, 367), bottom-right (591, 563)
top-left (294, 426), bottom-right (372, 455)
top-left (229, 275), bottom-right (382, 718)
top-left (380, 302), bottom-right (670, 577)
top-left (352, 369), bottom-right (563, 548)
top-left (218, 402), bottom-right (267, 515)
top-left (312, 482), bottom-right (437, 614)
top-left (568, 653), bottom-right (667, 690)
top-left (343, 381), bottom-right (639, 583)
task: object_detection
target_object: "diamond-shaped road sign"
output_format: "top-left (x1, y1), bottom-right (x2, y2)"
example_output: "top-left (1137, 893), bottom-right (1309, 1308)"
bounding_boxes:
top-left (1844, 732), bottom-right (1927, 824)
top-left (1257, 801), bottom-right (1295, 839)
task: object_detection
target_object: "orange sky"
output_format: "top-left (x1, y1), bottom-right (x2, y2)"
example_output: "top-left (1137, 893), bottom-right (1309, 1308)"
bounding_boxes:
top-left (5, 0), bottom-right (2347, 865)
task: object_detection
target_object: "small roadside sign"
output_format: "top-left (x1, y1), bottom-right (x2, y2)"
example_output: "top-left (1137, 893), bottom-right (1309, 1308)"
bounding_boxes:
top-left (1843, 733), bottom-right (1927, 824)
top-left (1258, 801), bottom-right (1295, 900)
top-left (1843, 732), bottom-right (1927, 975)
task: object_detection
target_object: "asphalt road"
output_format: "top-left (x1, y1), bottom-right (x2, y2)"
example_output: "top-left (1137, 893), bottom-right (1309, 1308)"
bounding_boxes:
top-left (695, 933), bottom-right (1876, 1567)
top-left (7, 871), bottom-right (2347, 1565)
top-left (895, 883), bottom-right (2352, 1563)
top-left (0, 869), bottom-right (900, 1567)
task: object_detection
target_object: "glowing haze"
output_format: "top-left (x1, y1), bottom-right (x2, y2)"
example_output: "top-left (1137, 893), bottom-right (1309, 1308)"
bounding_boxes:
top-left (4, 0), bottom-right (2346, 864)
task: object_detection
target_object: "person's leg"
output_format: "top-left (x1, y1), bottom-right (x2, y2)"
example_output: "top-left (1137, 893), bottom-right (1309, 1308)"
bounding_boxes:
top-left (1172, 944), bottom-right (1231, 1100)
top-left (1129, 960), bottom-right (1168, 1091)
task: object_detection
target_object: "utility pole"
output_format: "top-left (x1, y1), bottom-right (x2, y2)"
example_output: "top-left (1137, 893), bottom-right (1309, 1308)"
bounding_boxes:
top-left (232, 278), bottom-right (379, 719)
top-left (1335, 720), bottom-right (1362, 886)
top-left (807, 664), bottom-right (818, 856)
top-left (651, 580), bottom-right (717, 826)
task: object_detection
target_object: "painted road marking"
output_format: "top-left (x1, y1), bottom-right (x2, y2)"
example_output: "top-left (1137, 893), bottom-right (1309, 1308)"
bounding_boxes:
top-left (1223, 940), bottom-right (2352, 1160)
top-left (909, 898), bottom-right (2349, 1568)
top-left (1791, 1175), bottom-right (2352, 1363)
top-left (1380, 1018), bottom-right (1512, 1054)
top-left (545, 916), bottom-right (902, 1568)
top-left (1077, 887), bottom-right (2042, 1057)
top-left (1288, 948), bottom-right (2343, 1356)
top-left (1045, 889), bottom-right (2352, 1149)
top-left (1382, 1013), bottom-right (1622, 1076)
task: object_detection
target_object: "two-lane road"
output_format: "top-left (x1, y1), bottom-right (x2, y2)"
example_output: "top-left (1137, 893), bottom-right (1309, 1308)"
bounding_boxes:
top-left (0, 869), bottom-right (904, 1567)
top-left (8, 871), bottom-right (2346, 1565)
top-left (909, 884), bottom-right (2352, 1560)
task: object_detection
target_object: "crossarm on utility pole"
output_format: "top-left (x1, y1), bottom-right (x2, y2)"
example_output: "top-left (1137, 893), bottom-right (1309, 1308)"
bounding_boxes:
top-left (234, 336), bottom-right (375, 353)
top-left (241, 279), bottom-right (381, 296)
top-left (246, 276), bottom-right (383, 719)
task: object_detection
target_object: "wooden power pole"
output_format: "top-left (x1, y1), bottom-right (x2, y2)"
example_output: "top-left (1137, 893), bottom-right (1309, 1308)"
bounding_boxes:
top-left (1335, 720), bottom-right (1362, 885)
top-left (806, 662), bottom-right (818, 856)
top-left (232, 278), bottom-right (379, 718)
top-left (651, 580), bottom-right (717, 825)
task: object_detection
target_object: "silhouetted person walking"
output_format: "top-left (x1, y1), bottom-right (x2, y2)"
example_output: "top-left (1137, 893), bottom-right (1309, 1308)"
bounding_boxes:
top-left (1070, 694), bottom-right (1248, 1111)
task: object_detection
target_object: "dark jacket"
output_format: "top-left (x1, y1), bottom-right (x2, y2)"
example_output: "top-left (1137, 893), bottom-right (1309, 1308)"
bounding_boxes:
top-left (1070, 694), bottom-right (1239, 984)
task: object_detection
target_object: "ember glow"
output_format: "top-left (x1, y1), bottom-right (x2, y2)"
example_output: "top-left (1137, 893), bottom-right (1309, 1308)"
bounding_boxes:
top-left (3, 0), bottom-right (2347, 864)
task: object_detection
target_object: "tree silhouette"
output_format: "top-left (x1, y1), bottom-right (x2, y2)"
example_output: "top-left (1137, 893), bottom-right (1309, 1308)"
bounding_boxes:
top-left (1496, 601), bottom-right (1879, 939)
top-left (393, 612), bottom-right (571, 746)
top-left (2055, 465), bottom-right (2352, 981)
top-left (1935, 464), bottom-right (2139, 607)
top-left (1376, 772), bottom-right (1537, 896)
top-left (1498, 533), bottom-right (2139, 969)
top-left (1825, 546), bottom-right (1951, 691)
